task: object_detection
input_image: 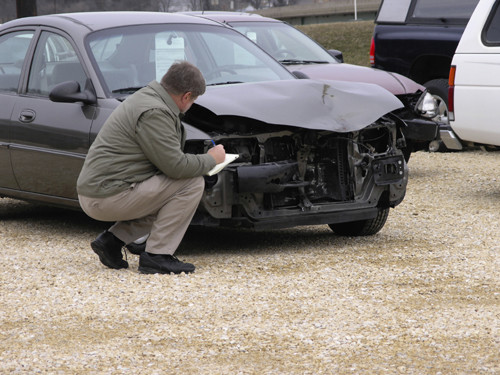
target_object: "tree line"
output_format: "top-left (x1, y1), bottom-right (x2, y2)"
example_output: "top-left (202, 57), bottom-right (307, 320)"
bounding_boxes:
top-left (13, 0), bottom-right (300, 19)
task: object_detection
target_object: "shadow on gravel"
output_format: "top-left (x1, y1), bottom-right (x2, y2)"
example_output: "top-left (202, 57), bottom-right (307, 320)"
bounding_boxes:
top-left (0, 198), bottom-right (105, 232)
top-left (407, 168), bottom-right (438, 179)
top-left (0, 198), bottom-right (362, 255)
top-left (466, 188), bottom-right (500, 206)
top-left (178, 226), bottom-right (349, 256)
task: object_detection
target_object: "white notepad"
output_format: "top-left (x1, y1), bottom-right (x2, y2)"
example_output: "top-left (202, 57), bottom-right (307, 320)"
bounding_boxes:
top-left (206, 154), bottom-right (240, 176)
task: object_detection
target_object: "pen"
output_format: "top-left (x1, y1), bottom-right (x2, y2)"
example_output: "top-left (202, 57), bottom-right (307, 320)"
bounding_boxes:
top-left (211, 140), bottom-right (217, 147)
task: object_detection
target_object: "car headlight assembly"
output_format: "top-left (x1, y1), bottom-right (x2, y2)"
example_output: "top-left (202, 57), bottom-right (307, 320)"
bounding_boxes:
top-left (416, 91), bottom-right (438, 118)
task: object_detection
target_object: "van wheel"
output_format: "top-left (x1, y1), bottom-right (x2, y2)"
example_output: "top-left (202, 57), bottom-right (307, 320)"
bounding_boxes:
top-left (328, 208), bottom-right (389, 236)
top-left (424, 78), bottom-right (450, 152)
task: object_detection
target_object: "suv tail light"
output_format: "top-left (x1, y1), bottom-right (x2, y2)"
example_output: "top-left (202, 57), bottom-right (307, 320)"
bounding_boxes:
top-left (448, 65), bottom-right (456, 121)
top-left (369, 37), bottom-right (375, 66)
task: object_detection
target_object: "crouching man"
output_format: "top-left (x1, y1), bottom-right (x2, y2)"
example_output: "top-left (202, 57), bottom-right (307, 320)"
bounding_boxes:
top-left (77, 61), bottom-right (225, 274)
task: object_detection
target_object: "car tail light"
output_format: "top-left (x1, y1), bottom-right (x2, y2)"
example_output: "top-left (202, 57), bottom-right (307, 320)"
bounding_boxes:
top-left (448, 65), bottom-right (456, 121)
top-left (369, 37), bottom-right (375, 66)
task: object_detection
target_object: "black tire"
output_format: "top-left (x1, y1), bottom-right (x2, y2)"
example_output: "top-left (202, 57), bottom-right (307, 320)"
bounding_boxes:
top-left (328, 207), bottom-right (389, 236)
top-left (424, 78), bottom-right (450, 152)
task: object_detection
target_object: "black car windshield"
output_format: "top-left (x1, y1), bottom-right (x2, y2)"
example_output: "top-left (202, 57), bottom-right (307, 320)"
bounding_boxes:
top-left (86, 23), bottom-right (293, 95)
top-left (229, 21), bottom-right (337, 64)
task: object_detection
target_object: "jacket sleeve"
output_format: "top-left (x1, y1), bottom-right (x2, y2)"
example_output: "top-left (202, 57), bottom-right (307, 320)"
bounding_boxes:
top-left (135, 108), bottom-right (216, 179)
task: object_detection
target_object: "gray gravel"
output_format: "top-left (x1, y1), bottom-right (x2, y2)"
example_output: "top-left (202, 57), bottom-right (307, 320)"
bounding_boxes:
top-left (0, 150), bottom-right (499, 374)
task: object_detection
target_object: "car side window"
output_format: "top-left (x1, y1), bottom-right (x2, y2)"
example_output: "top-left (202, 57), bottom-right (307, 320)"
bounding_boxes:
top-left (0, 31), bottom-right (34, 92)
top-left (410, 0), bottom-right (479, 21)
top-left (27, 31), bottom-right (87, 96)
top-left (483, 1), bottom-right (500, 44)
top-left (89, 32), bottom-right (149, 91)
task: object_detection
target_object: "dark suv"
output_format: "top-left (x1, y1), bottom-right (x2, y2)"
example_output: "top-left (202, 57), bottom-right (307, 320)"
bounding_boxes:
top-left (371, 0), bottom-right (480, 150)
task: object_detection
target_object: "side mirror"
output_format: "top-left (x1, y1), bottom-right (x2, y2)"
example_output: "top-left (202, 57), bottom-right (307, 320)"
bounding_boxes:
top-left (328, 49), bottom-right (344, 63)
top-left (49, 79), bottom-right (97, 105)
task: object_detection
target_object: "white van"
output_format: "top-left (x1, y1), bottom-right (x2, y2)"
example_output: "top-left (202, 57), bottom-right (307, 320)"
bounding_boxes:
top-left (449, 0), bottom-right (500, 148)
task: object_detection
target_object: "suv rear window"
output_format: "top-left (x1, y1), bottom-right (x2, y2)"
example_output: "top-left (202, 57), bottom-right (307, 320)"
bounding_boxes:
top-left (410, 0), bottom-right (479, 23)
top-left (376, 0), bottom-right (412, 23)
top-left (376, 0), bottom-right (479, 24)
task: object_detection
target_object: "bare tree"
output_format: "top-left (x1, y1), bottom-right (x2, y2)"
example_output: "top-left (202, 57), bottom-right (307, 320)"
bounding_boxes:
top-left (218, 0), bottom-right (236, 11)
top-left (188, 0), bottom-right (213, 11)
top-left (204, 0), bottom-right (235, 11)
top-left (202, 0), bottom-right (212, 11)
top-left (158, 0), bottom-right (173, 11)
top-left (16, 0), bottom-right (37, 17)
top-left (248, 0), bottom-right (263, 10)
top-left (188, 0), bottom-right (200, 10)
top-left (272, 0), bottom-right (297, 6)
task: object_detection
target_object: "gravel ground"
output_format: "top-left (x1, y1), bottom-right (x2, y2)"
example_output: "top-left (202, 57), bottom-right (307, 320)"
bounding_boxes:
top-left (0, 151), bottom-right (499, 374)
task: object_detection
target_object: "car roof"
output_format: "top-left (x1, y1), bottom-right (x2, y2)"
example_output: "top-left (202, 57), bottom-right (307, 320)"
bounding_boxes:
top-left (0, 11), bottom-right (219, 32)
top-left (182, 11), bottom-right (282, 24)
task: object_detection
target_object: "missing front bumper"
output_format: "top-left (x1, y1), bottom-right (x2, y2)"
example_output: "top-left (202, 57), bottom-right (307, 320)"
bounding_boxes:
top-left (372, 155), bottom-right (405, 185)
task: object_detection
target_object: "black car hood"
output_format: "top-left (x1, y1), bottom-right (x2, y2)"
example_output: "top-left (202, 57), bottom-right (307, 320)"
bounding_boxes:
top-left (195, 79), bottom-right (403, 133)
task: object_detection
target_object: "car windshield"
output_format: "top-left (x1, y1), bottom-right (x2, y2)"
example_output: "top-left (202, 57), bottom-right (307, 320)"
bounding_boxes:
top-left (86, 23), bottom-right (293, 95)
top-left (229, 21), bottom-right (337, 64)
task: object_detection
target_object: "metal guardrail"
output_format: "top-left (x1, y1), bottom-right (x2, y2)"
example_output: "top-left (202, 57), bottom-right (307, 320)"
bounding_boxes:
top-left (253, 0), bottom-right (381, 20)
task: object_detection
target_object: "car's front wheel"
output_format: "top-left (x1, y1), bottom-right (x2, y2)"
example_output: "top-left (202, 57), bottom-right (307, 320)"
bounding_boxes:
top-left (328, 207), bottom-right (389, 236)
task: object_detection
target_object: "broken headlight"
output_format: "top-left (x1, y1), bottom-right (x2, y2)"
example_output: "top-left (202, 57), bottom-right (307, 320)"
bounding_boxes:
top-left (415, 91), bottom-right (438, 118)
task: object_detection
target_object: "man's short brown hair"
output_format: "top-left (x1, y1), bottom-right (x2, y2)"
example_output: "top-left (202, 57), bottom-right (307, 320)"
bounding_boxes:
top-left (160, 61), bottom-right (206, 97)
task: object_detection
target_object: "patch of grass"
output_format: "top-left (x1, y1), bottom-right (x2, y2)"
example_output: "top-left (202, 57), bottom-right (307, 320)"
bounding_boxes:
top-left (297, 20), bottom-right (375, 67)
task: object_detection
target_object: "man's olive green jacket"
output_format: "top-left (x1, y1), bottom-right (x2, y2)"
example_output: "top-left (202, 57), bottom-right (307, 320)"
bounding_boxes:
top-left (77, 81), bottom-right (215, 198)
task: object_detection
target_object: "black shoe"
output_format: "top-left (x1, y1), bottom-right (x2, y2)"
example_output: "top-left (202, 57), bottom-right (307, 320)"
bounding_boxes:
top-left (125, 242), bottom-right (146, 255)
top-left (138, 252), bottom-right (195, 274)
top-left (91, 230), bottom-right (128, 269)
top-left (125, 241), bottom-right (146, 255)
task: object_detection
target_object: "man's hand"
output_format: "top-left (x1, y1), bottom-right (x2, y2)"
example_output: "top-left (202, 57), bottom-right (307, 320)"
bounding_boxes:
top-left (207, 144), bottom-right (226, 164)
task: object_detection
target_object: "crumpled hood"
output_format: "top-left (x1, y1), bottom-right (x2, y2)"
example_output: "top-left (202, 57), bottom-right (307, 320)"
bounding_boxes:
top-left (289, 63), bottom-right (425, 96)
top-left (194, 79), bottom-right (403, 133)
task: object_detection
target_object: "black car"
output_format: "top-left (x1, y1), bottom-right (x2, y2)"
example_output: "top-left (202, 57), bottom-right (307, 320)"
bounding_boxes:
top-left (0, 12), bottom-right (408, 235)
top-left (371, 0), bottom-right (480, 151)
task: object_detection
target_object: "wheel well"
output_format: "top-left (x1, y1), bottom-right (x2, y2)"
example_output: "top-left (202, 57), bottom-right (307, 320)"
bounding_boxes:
top-left (409, 55), bottom-right (451, 84)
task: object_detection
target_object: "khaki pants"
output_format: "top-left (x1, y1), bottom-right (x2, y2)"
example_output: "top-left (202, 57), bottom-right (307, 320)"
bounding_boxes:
top-left (79, 174), bottom-right (205, 255)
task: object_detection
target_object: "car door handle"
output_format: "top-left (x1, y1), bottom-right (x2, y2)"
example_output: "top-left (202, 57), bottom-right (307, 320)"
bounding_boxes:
top-left (19, 109), bottom-right (36, 123)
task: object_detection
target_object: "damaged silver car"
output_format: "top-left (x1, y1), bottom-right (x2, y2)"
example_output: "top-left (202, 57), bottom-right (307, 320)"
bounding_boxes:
top-left (188, 79), bottom-right (407, 234)
top-left (0, 12), bottom-right (408, 235)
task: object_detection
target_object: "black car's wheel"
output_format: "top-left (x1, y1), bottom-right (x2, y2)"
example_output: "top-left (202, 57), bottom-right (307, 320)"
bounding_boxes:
top-left (328, 207), bottom-right (389, 236)
top-left (424, 78), bottom-right (450, 152)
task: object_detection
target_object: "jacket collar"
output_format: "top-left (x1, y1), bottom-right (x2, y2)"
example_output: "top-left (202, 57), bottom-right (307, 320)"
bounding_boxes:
top-left (148, 80), bottom-right (180, 117)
